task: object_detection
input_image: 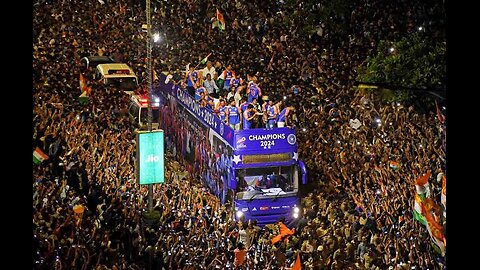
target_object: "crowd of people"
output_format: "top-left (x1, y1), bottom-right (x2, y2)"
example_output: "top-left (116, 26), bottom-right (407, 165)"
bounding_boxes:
top-left (33, 0), bottom-right (446, 269)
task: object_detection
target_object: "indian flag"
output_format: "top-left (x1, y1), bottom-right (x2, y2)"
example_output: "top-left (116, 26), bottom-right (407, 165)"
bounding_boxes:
top-left (389, 161), bottom-right (400, 171)
top-left (79, 74), bottom-right (86, 92)
top-left (422, 199), bottom-right (446, 256)
top-left (415, 170), bottom-right (431, 196)
top-left (441, 174), bottom-right (446, 208)
top-left (413, 194), bottom-right (426, 225)
top-left (201, 53), bottom-right (212, 65)
top-left (33, 147), bottom-right (49, 165)
top-left (79, 91), bottom-right (89, 105)
top-left (216, 8), bottom-right (225, 31)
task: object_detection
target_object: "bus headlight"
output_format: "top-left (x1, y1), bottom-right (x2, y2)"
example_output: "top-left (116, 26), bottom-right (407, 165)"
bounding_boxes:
top-left (236, 211), bottom-right (244, 219)
top-left (293, 207), bottom-right (300, 214)
top-left (293, 212), bottom-right (299, 219)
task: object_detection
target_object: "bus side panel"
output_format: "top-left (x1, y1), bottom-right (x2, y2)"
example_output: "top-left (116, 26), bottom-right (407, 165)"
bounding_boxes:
top-left (156, 91), bottom-right (233, 204)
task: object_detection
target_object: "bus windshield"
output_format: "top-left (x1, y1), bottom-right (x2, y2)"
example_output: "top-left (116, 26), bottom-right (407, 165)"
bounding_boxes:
top-left (235, 166), bottom-right (295, 200)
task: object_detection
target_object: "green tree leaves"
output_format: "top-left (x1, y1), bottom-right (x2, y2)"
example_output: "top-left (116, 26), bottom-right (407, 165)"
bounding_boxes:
top-left (357, 32), bottom-right (446, 103)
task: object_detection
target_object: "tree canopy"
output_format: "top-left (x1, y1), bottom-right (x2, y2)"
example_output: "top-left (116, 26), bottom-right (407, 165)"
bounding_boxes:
top-left (357, 32), bottom-right (446, 103)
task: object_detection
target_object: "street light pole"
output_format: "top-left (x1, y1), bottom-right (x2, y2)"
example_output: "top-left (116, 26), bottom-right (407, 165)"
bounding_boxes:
top-left (146, 0), bottom-right (154, 211)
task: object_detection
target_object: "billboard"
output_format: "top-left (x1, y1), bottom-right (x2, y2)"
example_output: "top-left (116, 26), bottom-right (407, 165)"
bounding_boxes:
top-left (136, 130), bottom-right (165, 185)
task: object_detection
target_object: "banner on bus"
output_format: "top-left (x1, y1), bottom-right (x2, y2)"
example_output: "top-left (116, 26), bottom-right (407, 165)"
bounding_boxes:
top-left (158, 73), bottom-right (235, 145)
top-left (234, 128), bottom-right (298, 154)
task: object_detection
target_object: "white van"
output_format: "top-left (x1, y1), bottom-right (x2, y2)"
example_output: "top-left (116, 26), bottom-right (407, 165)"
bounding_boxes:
top-left (95, 63), bottom-right (138, 90)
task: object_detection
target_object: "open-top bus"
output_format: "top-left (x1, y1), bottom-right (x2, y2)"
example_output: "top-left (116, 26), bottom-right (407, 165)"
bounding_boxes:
top-left (151, 73), bottom-right (307, 227)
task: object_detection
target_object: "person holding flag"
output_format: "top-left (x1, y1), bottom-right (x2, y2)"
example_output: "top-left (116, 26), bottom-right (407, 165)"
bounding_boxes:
top-left (201, 60), bottom-right (216, 80)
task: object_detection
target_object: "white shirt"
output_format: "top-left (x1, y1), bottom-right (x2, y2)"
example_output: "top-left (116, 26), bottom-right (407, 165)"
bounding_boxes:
top-left (201, 66), bottom-right (217, 79)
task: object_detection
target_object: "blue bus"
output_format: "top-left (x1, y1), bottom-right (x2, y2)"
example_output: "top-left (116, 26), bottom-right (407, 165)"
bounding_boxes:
top-left (151, 73), bottom-right (307, 227)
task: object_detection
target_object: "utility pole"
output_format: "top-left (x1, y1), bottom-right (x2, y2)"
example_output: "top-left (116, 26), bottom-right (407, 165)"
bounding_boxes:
top-left (146, 0), bottom-right (154, 211)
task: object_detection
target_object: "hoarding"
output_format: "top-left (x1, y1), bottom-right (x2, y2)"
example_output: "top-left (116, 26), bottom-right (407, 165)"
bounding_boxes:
top-left (136, 130), bottom-right (165, 185)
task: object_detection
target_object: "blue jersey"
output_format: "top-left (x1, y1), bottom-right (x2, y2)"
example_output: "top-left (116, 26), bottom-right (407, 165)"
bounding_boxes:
top-left (277, 108), bottom-right (287, 122)
top-left (224, 70), bottom-right (234, 87)
top-left (187, 71), bottom-right (198, 87)
top-left (232, 78), bottom-right (241, 88)
top-left (218, 106), bottom-right (227, 122)
top-left (240, 102), bottom-right (249, 114)
top-left (243, 110), bottom-right (253, 129)
top-left (267, 105), bottom-right (276, 122)
top-left (195, 87), bottom-right (206, 101)
top-left (248, 82), bottom-right (260, 102)
top-left (228, 106), bottom-right (240, 125)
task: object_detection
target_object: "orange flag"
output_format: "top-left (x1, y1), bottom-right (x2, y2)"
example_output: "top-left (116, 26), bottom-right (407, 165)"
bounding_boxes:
top-left (292, 253), bottom-right (301, 270)
top-left (421, 199), bottom-right (446, 255)
top-left (415, 170), bottom-right (431, 186)
top-left (271, 222), bottom-right (295, 244)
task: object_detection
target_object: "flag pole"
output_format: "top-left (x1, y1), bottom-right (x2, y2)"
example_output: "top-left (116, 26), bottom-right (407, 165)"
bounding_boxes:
top-left (193, 53), bottom-right (212, 70)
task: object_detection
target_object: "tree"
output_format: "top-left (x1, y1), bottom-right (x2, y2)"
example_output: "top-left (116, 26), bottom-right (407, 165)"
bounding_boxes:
top-left (357, 32), bottom-right (446, 103)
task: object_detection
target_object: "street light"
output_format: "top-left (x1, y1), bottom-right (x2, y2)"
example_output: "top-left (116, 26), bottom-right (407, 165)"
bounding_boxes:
top-left (153, 33), bottom-right (161, 43)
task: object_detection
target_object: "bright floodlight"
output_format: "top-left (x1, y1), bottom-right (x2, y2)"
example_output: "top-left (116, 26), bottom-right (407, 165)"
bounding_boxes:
top-left (418, 26), bottom-right (423, 31)
top-left (153, 33), bottom-right (161, 43)
top-left (389, 47), bottom-right (395, 53)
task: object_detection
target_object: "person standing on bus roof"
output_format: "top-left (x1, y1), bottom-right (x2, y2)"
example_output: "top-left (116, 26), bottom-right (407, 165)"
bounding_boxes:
top-left (264, 99), bottom-right (277, 129)
top-left (242, 104), bottom-right (256, 130)
top-left (226, 98), bottom-right (241, 130)
top-left (250, 98), bottom-right (262, 128)
top-left (239, 97), bottom-right (249, 115)
top-left (203, 73), bottom-right (219, 97)
top-left (201, 61), bottom-right (217, 80)
top-left (277, 106), bottom-right (295, 128)
top-left (216, 99), bottom-right (228, 123)
top-left (247, 76), bottom-right (262, 103)
top-left (220, 64), bottom-right (235, 95)
top-left (274, 99), bottom-right (283, 117)
top-left (185, 65), bottom-right (199, 97)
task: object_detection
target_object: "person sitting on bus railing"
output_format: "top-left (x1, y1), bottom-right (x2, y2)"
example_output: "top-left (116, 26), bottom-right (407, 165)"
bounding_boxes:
top-left (242, 104), bottom-right (256, 130)
top-left (195, 84), bottom-right (207, 101)
top-left (226, 98), bottom-right (242, 131)
top-left (185, 65), bottom-right (199, 97)
top-left (277, 106), bottom-right (295, 128)
top-left (205, 95), bottom-right (215, 111)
